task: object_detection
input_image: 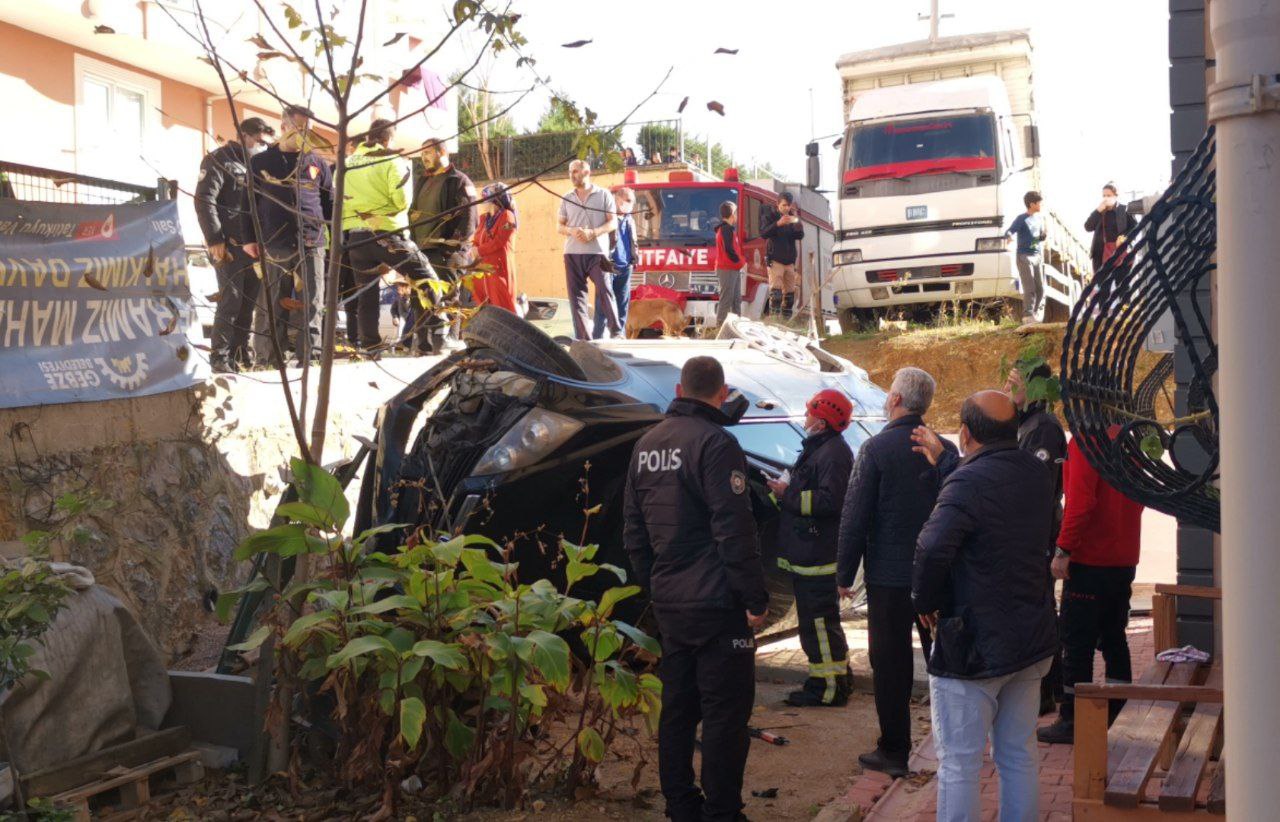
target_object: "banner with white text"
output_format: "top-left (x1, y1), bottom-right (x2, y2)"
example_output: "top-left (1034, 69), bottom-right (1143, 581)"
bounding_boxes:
top-left (0, 199), bottom-right (203, 408)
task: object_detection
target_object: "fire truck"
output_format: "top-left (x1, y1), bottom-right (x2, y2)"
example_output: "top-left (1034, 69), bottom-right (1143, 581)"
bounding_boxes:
top-left (620, 167), bottom-right (835, 328)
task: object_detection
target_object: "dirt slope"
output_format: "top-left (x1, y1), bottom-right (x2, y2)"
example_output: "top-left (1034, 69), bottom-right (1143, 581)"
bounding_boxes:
top-left (823, 321), bottom-right (1173, 433)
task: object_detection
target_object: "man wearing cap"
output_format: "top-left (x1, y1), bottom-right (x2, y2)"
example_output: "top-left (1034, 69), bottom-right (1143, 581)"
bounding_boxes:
top-left (194, 116), bottom-right (275, 372)
top-left (838, 367), bottom-right (954, 776)
top-left (767, 389), bottom-right (855, 707)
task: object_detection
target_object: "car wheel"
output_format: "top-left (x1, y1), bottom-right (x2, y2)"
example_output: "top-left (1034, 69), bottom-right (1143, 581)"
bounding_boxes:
top-left (717, 315), bottom-right (820, 370)
top-left (462, 305), bottom-right (588, 381)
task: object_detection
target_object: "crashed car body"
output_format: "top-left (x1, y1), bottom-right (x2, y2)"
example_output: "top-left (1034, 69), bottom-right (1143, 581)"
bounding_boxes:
top-left (354, 308), bottom-right (886, 633)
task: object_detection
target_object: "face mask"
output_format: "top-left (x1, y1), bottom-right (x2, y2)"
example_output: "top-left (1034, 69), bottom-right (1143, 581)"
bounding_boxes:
top-left (249, 143), bottom-right (268, 156)
top-left (804, 421), bottom-right (824, 436)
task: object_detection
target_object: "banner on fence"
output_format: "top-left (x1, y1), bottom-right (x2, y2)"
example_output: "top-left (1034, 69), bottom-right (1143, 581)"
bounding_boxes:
top-left (0, 199), bottom-right (203, 409)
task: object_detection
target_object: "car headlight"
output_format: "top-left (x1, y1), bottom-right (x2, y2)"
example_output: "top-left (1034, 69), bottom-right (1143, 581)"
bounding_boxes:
top-left (833, 248), bottom-right (863, 265)
top-left (471, 408), bottom-right (585, 476)
top-left (975, 237), bottom-right (1009, 252)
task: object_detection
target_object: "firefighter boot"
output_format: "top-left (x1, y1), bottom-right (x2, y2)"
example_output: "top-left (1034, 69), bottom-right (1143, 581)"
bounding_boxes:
top-left (782, 291), bottom-right (796, 318)
top-left (784, 675), bottom-right (849, 708)
top-left (767, 288), bottom-right (783, 317)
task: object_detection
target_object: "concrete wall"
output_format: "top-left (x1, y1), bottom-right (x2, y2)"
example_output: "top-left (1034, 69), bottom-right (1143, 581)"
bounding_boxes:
top-left (503, 167), bottom-right (678, 300)
top-left (0, 359), bottom-right (430, 664)
top-left (1167, 0), bottom-right (1218, 652)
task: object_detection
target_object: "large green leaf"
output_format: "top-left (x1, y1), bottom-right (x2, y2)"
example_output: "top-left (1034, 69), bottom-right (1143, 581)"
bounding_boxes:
top-left (275, 501), bottom-right (338, 530)
top-left (597, 563), bottom-right (628, 584)
top-left (233, 524), bottom-right (308, 561)
top-left (444, 708), bottom-right (476, 759)
top-left (614, 620), bottom-right (662, 657)
top-left (289, 458), bottom-right (349, 530)
top-left (399, 696), bottom-right (426, 750)
top-left (460, 547), bottom-right (507, 589)
top-left (326, 634), bottom-right (395, 668)
top-left (349, 595), bottom-right (421, 616)
top-left (597, 585), bottom-right (640, 619)
top-left (226, 624), bottom-right (271, 653)
top-left (577, 727), bottom-right (605, 763)
top-left (526, 630), bottom-right (571, 689)
top-left (583, 624), bottom-right (622, 662)
top-left (281, 610), bottom-right (335, 647)
top-left (411, 639), bottom-right (468, 670)
top-left (215, 575), bottom-right (271, 623)
top-left (566, 560), bottom-right (599, 590)
top-left (596, 664), bottom-right (640, 710)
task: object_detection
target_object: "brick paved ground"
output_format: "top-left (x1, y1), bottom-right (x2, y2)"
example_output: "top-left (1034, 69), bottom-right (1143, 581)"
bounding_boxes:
top-left (838, 617), bottom-right (1155, 820)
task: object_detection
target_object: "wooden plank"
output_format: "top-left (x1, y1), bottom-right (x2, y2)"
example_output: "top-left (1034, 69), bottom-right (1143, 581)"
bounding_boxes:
top-left (1074, 797), bottom-right (1218, 821)
top-left (1099, 661), bottom-right (1170, 773)
top-left (1206, 758), bottom-right (1225, 815)
top-left (1076, 682), bottom-right (1222, 704)
top-left (21, 726), bottom-right (191, 797)
top-left (1152, 583), bottom-right (1221, 600)
top-left (1104, 663), bottom-right (1201, 796)
top-left (1152, 592), bottom-right (1176, 653)
top-left (1159, 667), bottom-right (1224, 812)
top-left (51, 751), bottom-right (201, 806)
top-left (1075, 696), bottom-right (1111, 803)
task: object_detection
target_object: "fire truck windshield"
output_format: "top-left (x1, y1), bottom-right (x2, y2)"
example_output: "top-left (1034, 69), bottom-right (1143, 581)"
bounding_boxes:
top-left (635, 187), bottom-right (738, 247)
top-left (845, 113), bottom-right (996, 179)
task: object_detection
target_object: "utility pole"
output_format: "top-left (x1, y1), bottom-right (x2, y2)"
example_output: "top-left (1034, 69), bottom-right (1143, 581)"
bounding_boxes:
top-left (918, 0), bottom-right (954, 43)
top-left (1211, 0), bottom-right (1280, 817)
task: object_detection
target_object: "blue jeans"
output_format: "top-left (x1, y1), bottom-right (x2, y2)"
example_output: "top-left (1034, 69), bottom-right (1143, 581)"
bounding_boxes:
top-left (930, 656), bottom-right (1052, 822)
top-left (593, 264), bottom-right (632, 339)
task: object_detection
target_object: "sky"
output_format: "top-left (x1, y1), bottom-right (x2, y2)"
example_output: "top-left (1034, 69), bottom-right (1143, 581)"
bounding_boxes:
top-left (440, 0), bottom-right (1174, 227)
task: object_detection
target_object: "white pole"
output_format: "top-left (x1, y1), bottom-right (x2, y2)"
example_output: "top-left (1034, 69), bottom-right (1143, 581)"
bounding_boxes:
top-left (1209, 0), bottom-right (1280, 817)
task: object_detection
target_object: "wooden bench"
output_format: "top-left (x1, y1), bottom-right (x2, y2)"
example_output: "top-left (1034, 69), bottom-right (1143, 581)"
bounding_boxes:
top-left (1072, 584), bottom-right (1224, 820)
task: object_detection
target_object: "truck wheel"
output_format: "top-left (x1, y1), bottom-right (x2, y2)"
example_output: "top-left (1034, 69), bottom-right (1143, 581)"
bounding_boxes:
top-left (837, 307), bottom-right (878, 333)
top-left (462, 305), bottom-right (588, 381)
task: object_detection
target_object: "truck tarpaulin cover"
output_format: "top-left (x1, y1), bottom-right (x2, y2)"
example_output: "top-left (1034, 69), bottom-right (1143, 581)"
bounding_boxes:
top-left (0, 199), bottom-right (201, 409)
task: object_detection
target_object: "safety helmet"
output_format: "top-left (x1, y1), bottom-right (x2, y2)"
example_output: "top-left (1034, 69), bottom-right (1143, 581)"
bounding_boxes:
top-left (806, 389), bottom-right (853, 432)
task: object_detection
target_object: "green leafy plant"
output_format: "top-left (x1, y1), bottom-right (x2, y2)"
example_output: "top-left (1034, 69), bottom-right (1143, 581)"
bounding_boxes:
top-left (217, 460), bottom-right (660, 815)
top-left (999, 336), bottom-right (1062, 409)
top-left (19, 491), bottom-right (113, 561)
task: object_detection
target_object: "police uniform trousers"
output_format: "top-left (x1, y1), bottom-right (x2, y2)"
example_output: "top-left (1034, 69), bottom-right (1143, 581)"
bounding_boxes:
top-left (654, 607), bottom-right (756, 822)
top-left (790, 570), bottom-right (851, 702)
top-left (348, 230), bottom-right (439, 350)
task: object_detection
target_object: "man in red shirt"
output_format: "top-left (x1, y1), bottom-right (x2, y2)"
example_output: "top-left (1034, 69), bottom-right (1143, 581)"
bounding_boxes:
top-left (1037, 429), bottom-right (1145, 743)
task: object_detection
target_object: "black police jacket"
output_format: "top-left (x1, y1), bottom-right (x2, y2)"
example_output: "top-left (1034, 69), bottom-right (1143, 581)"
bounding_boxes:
top-left (195, 141), bottom-right (253, 247)
top-left (837, 414), bottom-right (956, 589)
top-left (243, 145), bottom-right (334, 249)
top-left (912, 442), bottom-right (1058, 680)
top-left (1018, 406), bottom-right (1066, 527)
top-left (776, 429), bottom-right (852, 573)
top-left (623, 397), bottom-right (769, 615)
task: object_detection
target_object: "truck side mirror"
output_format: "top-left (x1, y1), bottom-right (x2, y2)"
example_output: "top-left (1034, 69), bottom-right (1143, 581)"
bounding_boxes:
top-left (1024, 125), bottom-right (1041, 159)
top-left (805, 141), bottom-right (820, 190)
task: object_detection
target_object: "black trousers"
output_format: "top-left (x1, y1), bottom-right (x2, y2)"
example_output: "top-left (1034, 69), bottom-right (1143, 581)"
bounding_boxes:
top-left (867, 584), bottom-right (932, 757)
top-left (338, 239), bottom-right (359, 348)
top-left (793, 574), bottom-right (850, 702)
top-left (262, 244), bottom-right (324, 361)
top-left (1059, 563), bottom-right (1136, 720)
top-left (210, 245), bottom-right (260, 365)
top-left (348, 231), bottom-right (439, 349)
top-left (655, 607), bottom-right (756, 822)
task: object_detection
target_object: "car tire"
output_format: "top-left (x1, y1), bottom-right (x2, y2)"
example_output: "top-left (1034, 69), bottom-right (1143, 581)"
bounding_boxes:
top-left (462, 305), bottom-right (588, 381)
top-left (717, 314), bottom-right (820, 370)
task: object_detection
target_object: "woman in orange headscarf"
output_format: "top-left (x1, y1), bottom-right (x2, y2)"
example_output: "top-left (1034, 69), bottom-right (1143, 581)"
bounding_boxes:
top-left (470, 183), bottom-right (518, 312)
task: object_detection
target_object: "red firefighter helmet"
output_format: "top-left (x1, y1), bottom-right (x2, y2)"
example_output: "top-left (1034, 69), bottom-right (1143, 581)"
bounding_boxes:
top-left (806, 389), bottom-right (853, 432)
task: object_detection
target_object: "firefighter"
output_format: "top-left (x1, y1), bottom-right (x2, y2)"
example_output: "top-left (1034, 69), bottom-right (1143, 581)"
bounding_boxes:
top-left (768, 389), bottom-right (855, 707)
top-left (624, 355), bottom-right (769, 822)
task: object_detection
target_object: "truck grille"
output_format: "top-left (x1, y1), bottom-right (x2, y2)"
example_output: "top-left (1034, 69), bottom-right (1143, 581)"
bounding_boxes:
top-left (866, 263), bottom-right (974, 284)
top-left (638, 271), bottom-right (721, 295)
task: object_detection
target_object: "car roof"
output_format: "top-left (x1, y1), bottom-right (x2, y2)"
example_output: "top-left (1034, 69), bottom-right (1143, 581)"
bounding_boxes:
top-left (589, 339), bottom-right (887, 420)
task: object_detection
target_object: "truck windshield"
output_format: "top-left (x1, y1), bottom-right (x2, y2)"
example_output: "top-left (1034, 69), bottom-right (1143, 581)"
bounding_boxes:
top-left (635, 187), bottom-right (738, 247)
top-left (845, 113), bottom-right (996, 181)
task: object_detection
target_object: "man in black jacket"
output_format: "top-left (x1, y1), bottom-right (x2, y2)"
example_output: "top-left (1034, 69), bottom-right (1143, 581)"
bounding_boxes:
top-left (242, 106), bottom-right (333, 364)
top-left (760, 192), bottom-right (804, 317)
top-left (194, 116), bottom-right (274, 372)
top-left (768, 389), bottom-right (854, 708)
top-left (912, 391), bottom-right (1058, 822)
top-left (837, 367), bottom-right (952, 777)
top-left (624, 356), bottom-right (768, 822)
top-left (410, 138), bottom-right (476, 354)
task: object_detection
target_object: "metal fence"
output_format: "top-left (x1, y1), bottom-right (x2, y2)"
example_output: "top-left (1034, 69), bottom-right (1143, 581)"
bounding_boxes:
top-left (0, 160), bottom-right (169, 204)
top-left (1061, 127), bottom-right (1218, 532)
top-left (456, 118), bottom-right (686, 182)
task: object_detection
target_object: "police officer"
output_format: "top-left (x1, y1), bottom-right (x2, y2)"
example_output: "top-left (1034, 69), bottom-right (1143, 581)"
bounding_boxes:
top-left (194, 116), bottom-right (275, 372)
top-left (1006, 362), bottom-right (1067, 714)
top-left (624, 355), bottom-right (769, 822)
top-left (768, 389), bottom-right (855, 707)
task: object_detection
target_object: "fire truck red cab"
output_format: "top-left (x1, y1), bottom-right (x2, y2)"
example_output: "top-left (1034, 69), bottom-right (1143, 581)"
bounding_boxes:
top-left (618, 168), bottom-right (836, 328)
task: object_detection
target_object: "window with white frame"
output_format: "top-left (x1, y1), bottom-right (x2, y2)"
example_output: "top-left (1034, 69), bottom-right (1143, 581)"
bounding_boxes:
top-left (74, 54), bottom-right (162, 186)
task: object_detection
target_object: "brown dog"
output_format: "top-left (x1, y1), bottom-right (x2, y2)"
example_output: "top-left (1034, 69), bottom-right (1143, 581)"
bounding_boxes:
top-left (625, 299), bottom-right (687, 338)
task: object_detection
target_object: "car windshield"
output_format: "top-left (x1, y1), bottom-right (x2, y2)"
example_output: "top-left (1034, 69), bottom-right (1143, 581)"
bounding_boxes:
top-left (847, 113), bottom-right (996, 172)
top-left (635, 186), bottom-right (738, 247)
top-left (729, 421), bottom-right (804, 467)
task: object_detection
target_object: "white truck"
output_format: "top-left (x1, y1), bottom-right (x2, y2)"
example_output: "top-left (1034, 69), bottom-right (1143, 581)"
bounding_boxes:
top-left (830, 30), bottom-right (1091, 330)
